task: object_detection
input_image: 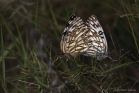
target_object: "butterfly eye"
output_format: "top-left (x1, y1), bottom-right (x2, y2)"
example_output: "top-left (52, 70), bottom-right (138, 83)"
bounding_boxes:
top-left (107, 52), bottom-right (110, 56)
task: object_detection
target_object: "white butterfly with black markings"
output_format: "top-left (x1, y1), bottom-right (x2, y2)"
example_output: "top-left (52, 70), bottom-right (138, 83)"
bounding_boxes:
top-left (60, 14), bottom-right (108, 60)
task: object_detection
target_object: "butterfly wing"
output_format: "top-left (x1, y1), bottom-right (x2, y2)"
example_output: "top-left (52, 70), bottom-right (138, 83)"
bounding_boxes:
top-left (60, 14), bottom-right (88, 56)
top-left (85, 15), bottom-right (108, 59)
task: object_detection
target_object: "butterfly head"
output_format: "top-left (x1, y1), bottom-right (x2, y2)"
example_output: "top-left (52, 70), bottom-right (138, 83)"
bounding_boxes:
top-left (97, 52), bottom-right (108, 60)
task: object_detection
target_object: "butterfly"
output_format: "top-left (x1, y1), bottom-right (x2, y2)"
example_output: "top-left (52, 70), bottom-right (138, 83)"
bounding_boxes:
top-left (60, 14), bottom-right (108, 60)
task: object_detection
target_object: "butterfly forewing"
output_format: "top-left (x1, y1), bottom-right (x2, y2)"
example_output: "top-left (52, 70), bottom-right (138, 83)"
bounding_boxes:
top-left (85, 15), bottom-right (108, 59)
top-left (60, 14), bottom-right (88, 56)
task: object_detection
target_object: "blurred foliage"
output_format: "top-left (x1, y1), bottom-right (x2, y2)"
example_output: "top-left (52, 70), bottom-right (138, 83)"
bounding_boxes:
top-left (0, 0), bottom-right (139, 93)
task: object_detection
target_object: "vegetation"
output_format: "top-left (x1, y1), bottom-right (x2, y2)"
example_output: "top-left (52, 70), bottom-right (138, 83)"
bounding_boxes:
top-left (0, 0), bottom-right (139, 93)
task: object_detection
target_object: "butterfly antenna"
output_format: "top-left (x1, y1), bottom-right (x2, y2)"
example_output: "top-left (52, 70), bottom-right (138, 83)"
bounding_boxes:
top-left (108, 56), bottom-right (119, 62)
top-left (54, 53), bottom-right (64, 62)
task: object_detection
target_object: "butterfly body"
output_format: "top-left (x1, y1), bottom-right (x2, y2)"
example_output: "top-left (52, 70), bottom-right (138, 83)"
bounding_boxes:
top-left (60, 14), bottom-right (108, 60)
